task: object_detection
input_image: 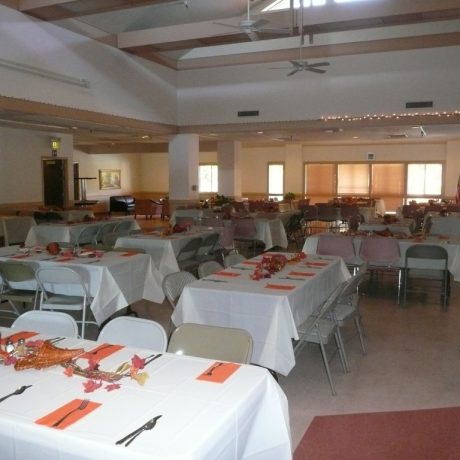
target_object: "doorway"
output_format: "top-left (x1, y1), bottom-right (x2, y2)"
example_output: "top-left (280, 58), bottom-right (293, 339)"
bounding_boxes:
top-left (42, 158), bottom-right (68, 208)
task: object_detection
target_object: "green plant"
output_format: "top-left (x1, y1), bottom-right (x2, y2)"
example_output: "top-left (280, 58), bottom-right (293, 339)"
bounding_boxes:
top-left (214, 194), bottom-right (230, 206)
top-left (283, 192), bottom-right (296, 201)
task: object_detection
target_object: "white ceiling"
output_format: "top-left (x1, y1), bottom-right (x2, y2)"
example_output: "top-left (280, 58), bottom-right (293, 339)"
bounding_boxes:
top-left (1, 0), bottom-right (460, 150)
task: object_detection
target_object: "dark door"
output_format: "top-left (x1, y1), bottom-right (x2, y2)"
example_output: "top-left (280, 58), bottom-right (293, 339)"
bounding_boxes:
top-left (43, 158), bottom-right (67, 208)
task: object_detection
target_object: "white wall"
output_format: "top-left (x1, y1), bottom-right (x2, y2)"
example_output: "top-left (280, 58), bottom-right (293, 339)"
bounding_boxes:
top-left (177, 46), bottom-right (460, 125)
top-left (0, 126), bottom-right (73, 205)
top-left (0, 5), bottom-right (177, 124)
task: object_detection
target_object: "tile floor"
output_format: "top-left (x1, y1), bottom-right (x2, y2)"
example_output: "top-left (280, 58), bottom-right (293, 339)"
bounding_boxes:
top-left (2, 218), bottom-right (460, 452)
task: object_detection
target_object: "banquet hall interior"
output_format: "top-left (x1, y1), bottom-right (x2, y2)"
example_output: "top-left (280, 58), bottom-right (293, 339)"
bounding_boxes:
top-left (1, 0), bottom-right (460, 458)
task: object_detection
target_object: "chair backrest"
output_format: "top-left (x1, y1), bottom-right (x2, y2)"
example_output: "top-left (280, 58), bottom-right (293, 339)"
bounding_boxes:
top-left (35, 267), bottom-right (90, 298)
top-left (223, 252), bottom-right (247, 268)
top-left (167, 323), bottom-right (253, 364)
top-left (196, 233), bottom-right (220, 256)
top-left (233, 218), bottom-right (257, 238)
top-left (162, 271), bottom-right (197, 308)
top-left (97, 316), bottom-right (167, 351)
top-left (95, 221), bottom-right (118, 243)
top-left (114, 219), bottom-right (133, 233)
top-left (102, 231), bottom-right (120, 248)
top-left (0, 261), bottom-right (36, 284)
top-left (359, 236), bottom-right (400, 266)
top-left (405, 244), bottom-right (448, 269)
top-left (76, 224), bottom-right (100, 246)
top-left (340, 205), bottom-right (360, 220)
top-left (317, 205), bottom-right (340, 221)
top-left (317, 234), bottom-right (355, 261)
top-left (303, 205), bottom-right (318, 221)
top-left (220, 221), bottom-right (235, 249)
top-left (198, 260), bottom-right (223, 278)
top-left (2, 217), bottom-right (35, 246)
top-left (176, 237), bottom-right (202, 262)
top-left (313, 282), bottom-right (347, 324)
top-left (11, 310), bottom-right (79, 337)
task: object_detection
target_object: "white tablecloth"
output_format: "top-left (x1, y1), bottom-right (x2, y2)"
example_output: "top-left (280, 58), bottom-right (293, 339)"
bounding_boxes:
top-left (0, 248), bottom-right (164, 323)
top-left (0, 328), bottom-right (291, 460)
top-left (358, 218), bottom-right (415, 236)
top-left (173, 252), bottom-right (350, 375)
top-left (303, 234), bottom-right (460, 281)
top-left (115, 229), bottom-right (222, 277)
top-left (429, 216), bottom-right (460, 236)
top-left (25, 219), bottom-right (140, 247)
top-left (255, 218), bottom-right (288, 249)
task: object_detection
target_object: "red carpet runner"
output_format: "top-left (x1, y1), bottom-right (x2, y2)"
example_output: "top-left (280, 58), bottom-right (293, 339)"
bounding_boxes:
top-left (294, 406), bottom-right (460, 459)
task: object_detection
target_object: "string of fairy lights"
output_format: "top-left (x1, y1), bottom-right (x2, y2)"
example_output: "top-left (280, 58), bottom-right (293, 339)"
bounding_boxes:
top-left (320, 111), bottom-right (460, 122)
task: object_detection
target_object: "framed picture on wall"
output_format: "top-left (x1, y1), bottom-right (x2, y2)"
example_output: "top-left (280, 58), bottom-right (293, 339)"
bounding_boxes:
top-left (99, 169), bottom-right (121, 190)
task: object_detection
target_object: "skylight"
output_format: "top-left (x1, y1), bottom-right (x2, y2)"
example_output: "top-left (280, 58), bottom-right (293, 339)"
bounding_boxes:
top-left (263, 0), bottom-right (370, 12)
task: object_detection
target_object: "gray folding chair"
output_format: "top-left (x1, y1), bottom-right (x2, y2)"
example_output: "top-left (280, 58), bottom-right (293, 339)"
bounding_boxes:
top-left (294, 282), bottom-right (348, 395)
top-left (162, 271), bottom-right (197, 310)
top-left (167, 323), bottom-right (253, 364)
top-left (197, 260), bottom-right (223, 278)
top-left (403, 244), bottom-right (450, 311)
top-left (0, 261), bottom-right (39, 317)
top-left (176, 237), bottom-right (202, 274)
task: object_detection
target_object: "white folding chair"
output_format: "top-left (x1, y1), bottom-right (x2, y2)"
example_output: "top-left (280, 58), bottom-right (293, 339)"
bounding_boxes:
top-left (223, 253), bottom-right (247, 268)
top-left (97, 316), bottom-right (167, 351)
top-left (35, 267), bottom-right (96, 339)
top-left (162, 271), bottom-right (197, 310)
top-left (167, 323), bottom-right (253, 364)
top-left (12, 310), bottom-right (79, 337)
top-left (197, 260), bottom-right (223, 278)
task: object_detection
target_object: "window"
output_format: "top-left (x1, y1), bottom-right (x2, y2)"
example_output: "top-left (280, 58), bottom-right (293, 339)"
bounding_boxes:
top-left (268, 163), bottom-right (284, 200)
top-left (407, 163), bottom-right (442, 197)
top-left (337, 164), bottom-right (369, 195)
top-left (263, 0), bottom-right (366, 11)
top-left (199, 164), bottom-right (218, 193)
top-left (305, 163), bottom-right (335, 203)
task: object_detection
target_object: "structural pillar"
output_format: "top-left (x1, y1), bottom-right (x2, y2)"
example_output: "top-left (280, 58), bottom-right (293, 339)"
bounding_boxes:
top-left (168, 134), bottom-right (200, 211)
top-left (217, 141), bottom-right (242, 200)
top-left (284, 143), bottom-right (303, 198)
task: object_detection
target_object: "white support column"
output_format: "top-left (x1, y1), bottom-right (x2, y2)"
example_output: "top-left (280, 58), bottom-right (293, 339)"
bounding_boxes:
top-left (217, 141), bottom-right (242, 200)
top-left (285, 143), bottom-right (303, 198)
top-left (168, 134), bottom-right (199, 209)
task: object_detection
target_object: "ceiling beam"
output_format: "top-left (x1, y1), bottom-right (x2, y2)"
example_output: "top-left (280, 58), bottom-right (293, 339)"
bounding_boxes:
top-left (18, 0), bottom-right (177, 21)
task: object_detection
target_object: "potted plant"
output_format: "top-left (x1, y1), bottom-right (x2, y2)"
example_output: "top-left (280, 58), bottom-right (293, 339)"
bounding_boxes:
top-left (283, 192), bottom-right (296, 201)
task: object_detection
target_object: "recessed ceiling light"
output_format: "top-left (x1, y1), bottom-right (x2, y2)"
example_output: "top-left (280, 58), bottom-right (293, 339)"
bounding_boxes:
top-left (141, 135), bottom-right (150, 139)
top-left (352, 136), bottom-right (359, 139)
top-left (257, 131), bottom-right (264, 134)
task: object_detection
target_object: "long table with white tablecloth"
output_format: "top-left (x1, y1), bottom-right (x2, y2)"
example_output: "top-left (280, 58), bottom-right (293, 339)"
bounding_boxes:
top-left (0, 247), bottom-right (164, 323)
top-left (173, 252), bottom-right (350, 375)
top-left (0, 327), bottom-right (291, 459)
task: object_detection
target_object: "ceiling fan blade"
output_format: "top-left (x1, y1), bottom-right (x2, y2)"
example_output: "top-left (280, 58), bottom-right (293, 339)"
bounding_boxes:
top-left (258, 27), bottom-right (291, 35)
top-left (287, 68), bottom-right (300, 76)
top-left (247, 31), bottom-right (259, 41)
top-left (309, 62), bottom-right (330, 67)
top-left (306, 67), bottom-right (327, 74)
top-left (251, 18), bottom-right (270, 29)
top-left (289, 60), bottom-right (301, 67)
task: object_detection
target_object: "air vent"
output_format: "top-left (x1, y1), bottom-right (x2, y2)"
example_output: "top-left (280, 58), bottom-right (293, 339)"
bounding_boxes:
top-left (388, 133), bottom-right (408, 139)
top-left (405, 101), bottom-right (433, 109)
top-left (238, 110), bottom-right (259, 117)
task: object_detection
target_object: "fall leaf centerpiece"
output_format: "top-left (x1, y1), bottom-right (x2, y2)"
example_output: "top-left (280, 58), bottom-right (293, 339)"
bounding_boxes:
top-left (250, 253), bottom-right (288, 280)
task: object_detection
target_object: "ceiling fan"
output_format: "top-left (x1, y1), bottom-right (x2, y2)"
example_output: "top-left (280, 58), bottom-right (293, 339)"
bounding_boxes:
top-left (214, 0), bottom-right (290, 41)
top-left (270, 0), bottom-right (330, 76)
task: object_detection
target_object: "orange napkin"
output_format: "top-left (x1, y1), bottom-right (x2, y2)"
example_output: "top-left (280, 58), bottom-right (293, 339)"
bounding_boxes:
top-left (35, 399), bottom-right (101, 430)
top-left (196, 362), bottom-right (240, 383)
top-left (304, 261), bottom-right (328, 267)
top-left (214, 271), bottom-right (240, 277)
top-left (438, 235), bottom-right (449, 240)
top-left (265, 283), bottom-right (296, 290)
top-left (288, 271), bottom-right (315, 277)
top-left (242, 261), bottom-right (260, 266)
top-left (80, 343), bottom-right (124, 361)
top-left (120, 252), bottom-right (138, 257)
top-left (1, 331), bottom-right (39, 345)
